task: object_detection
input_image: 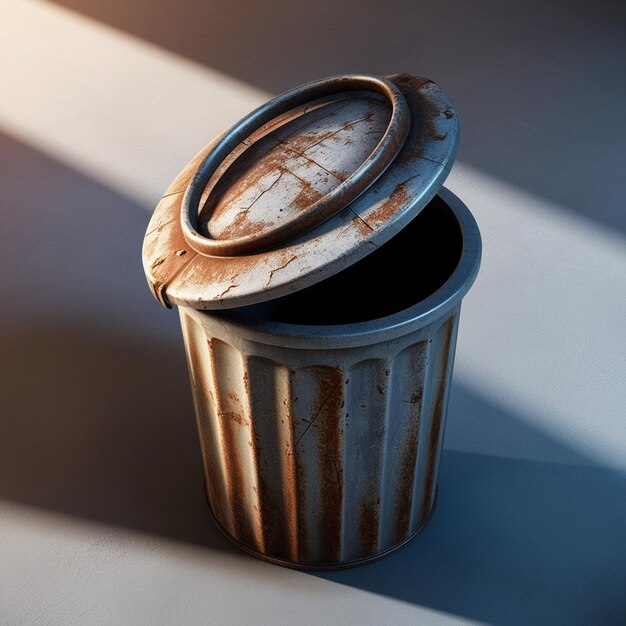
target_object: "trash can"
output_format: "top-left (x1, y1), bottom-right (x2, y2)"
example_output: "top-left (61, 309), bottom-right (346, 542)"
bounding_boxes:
top-left (142, 73), bottom-right (481, 570)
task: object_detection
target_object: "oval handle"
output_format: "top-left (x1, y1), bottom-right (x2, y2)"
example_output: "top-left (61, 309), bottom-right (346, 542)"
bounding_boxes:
top-left (181, 75), bottom-right (410, 257)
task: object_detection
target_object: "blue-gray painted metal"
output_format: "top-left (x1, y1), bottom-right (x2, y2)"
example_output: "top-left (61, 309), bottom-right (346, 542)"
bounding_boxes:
top-left (178, 188), bottom-right (481, 569)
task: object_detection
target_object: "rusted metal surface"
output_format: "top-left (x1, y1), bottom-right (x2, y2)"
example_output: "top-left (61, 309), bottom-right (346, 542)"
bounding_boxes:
top-left (142, 73), bottom-right (459, 310)
top-left (419, 315), bottom-right (458, 520)
top-left (143, 72), bottom-right (482, 569)
top-left (181, 75), bottom-right (410, 256)
top-left (172, 187), bottom-right (481, 569)
top-left (179, 304), bottom-right (462, 569)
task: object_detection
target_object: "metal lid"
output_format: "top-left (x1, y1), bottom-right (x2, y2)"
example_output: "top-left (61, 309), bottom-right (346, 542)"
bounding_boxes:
top-left (142, 73), bottom-right (458, 309)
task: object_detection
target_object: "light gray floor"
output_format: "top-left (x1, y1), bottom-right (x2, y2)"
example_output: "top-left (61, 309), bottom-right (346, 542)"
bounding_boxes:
top-left (1, 1), bottom-right (625, 624)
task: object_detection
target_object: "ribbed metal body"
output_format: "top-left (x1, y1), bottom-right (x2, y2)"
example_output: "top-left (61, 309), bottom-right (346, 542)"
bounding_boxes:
top-left (180, 305), bottom-right (460, 569)
top-left (141, 71), bottom-right (482, 569)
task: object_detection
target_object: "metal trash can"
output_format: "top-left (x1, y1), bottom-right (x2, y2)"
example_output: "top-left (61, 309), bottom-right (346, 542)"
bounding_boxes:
top-left (142, 73), bottom-right (481, 569)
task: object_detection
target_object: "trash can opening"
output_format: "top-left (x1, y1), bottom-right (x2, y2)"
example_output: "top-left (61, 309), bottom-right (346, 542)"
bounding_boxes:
top-left (237, 194), bottom-right (462, 325)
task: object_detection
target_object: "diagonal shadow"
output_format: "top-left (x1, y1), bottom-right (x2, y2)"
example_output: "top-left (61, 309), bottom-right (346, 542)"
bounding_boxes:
top-left (1, 130), bottom-right (625, 623)
top-left (0, 323), bottom-right (229, 550)
top-left (316, 384), bottom-right (626, 625)
top-left (46, 0), bottom-right (626, 235)
top-left (0, 129), bottom-right (233, 552)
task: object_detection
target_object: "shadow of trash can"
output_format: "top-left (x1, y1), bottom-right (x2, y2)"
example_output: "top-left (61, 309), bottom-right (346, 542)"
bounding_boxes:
top-left (142, 73), bottom-right (481, 570)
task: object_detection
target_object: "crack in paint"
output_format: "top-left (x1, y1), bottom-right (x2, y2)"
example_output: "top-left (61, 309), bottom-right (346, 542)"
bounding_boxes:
top-left (399, 152), bottom-right (446, 167)
top-left (269, 99), bottom-right (354, 147)
top-left (145, 214), bottom-right (178, 237)
top-left (348, 207), bottom-right (375, 233)
top-left (264, 255), bottom-right (298, 288)
top-left (294, 381), bottom-right (343, 448)
top-left (218, 274), bottom-right (241, 299)
top-left (234, 170), bottom-right (285, 218)
top-left (273, 137), bottom-right (345, 181)
top-left (300, 114), bottom-right (372, 155)
top-left (160, 189), bottom-right (185, 200)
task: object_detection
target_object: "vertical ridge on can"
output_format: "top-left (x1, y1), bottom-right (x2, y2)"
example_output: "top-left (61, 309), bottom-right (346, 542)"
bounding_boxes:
top-left (179, 312), bottom-right (232, 530)
top-left (342, 358), bottom-right (391, 560)
top-left (207, 339), bottom-right (264, 551)
top-left (179, 305), bottom-right (466, 568)
top-left (419, 314), bottom-right (459, 520)
top-left (291, 366), bottom-right (345, 563)
top-left (246, 356), bottom-right (299, 560)
top-left (391, 340), bottom-right (429, 545)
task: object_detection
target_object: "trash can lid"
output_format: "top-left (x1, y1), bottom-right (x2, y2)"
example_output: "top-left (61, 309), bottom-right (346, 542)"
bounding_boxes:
top-left (142, 73), bottom-right (458, 309)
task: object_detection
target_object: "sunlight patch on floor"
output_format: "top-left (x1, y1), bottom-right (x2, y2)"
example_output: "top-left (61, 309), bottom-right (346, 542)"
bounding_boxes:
top-left (449, 163), bottom-right (626, 471)
top-left (0, 0), bottom-right (270, 207)
top-left (0, 500), bottom-right (464, 625)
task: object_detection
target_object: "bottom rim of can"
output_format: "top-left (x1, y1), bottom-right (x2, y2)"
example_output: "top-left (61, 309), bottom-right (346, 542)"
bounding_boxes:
top-left (204, 484), bottom-right (439, 571)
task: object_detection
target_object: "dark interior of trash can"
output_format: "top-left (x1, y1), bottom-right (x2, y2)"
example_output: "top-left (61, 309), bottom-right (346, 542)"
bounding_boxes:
top-left (237, 194), bottom-right (463, 325)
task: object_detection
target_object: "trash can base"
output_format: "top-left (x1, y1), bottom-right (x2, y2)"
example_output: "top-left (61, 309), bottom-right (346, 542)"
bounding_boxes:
top-left (204, 482), bottom-right (439, 571)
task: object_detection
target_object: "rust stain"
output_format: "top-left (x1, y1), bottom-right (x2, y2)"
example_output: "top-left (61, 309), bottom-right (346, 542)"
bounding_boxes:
top-left (315, 367), bottom-right (345, 563)
top-left (359, 495), bottom-right (380, 556)
top-left (207, 171), bottom-right (283, 240)
top-left (365, 180), bottom-right (410, 226)
top-left (291, 367), bottom-right (345, 563)
top-left (290, 175), bottom-right (324, 213)
top-left (269, 97), bottom-right (354, 146)
top-left (350, 210), bottom-right (375, 237)
top-left (201, 144), bottom-right (290, 234)
top-left (282, 388), bottom-right (300, 562)
top-left (218, 410), bottom-right (247, 427)
top-left (275, 112), bottom-right (377, 178)
top-left (284, 129), bottom-right (340, 154)
top-left (394, 428), bottom-right (418, 543)
top-left (389, 74), bottom-right (449, 164)
top-left (207, 340), bottom-right (257, 550)
top-left (181, 317), bottom-right (225, 524)
top-left (294, 370), bottom-right (342, 448)
top-left (144, 197), bottom-right (200, 309)
top-left (410, 388), bottom-right (423, 405)
top-left (420, 316), bottom-right (456, 520)
top-left (294, 452), bottom-right (309, 562)
top-left (245, 363), bottom-right (292, 559)
top-left (394, 347), bottom-right (428, 543)
top-left (291, 149), bottom-right (347, 182)
top-left (201, 103), bottom-right (368, 241)
top-left (241, 363), bottom-right (267, 555)
top-left (256, 465), bottom-right (290, 559)
top-left (225, 171), bottom-right (285, 232)
top-left (388, 73), bottom-right (433, 96)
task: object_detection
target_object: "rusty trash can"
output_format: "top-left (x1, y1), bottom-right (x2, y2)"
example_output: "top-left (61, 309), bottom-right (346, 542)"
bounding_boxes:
top-left (142, 74), bottom-right (481, 569)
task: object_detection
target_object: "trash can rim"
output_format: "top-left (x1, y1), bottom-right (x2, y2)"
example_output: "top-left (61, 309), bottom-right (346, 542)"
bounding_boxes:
top-left (186, 187), bottom-right (481, 349)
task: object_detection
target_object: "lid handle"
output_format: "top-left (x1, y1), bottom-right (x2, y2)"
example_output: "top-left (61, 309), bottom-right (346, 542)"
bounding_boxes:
top-left (180, 75), bottom-right (410, 257)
